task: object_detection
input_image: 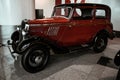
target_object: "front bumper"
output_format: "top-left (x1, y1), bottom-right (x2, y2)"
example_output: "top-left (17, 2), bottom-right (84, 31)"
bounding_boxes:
top-left (7, 40), bottom-right (19, 60)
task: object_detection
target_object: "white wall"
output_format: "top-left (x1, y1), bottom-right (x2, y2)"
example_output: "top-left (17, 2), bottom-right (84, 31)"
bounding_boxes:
top-left (35, 0), bottom-right (55, 18)
top-left (105, 0), bottom-right (120, 31)
top-left (0, 0), bottom-right (35, 42)
top-left (0, 0), bottom-right (35, 25)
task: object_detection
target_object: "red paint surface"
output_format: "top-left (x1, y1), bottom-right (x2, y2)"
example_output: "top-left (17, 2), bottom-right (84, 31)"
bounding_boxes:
top-left (65, 0), bottom-right (71, 4)
top-left (28, 17), bottom-right (69, 24)
top-left (28, 4), bottom-right (113, 47)
top-left (28, 18), bottom-right (112, 46)
top-left (81, 0), bottom-right (85, 3)
top-left (55, 0), bottom-right (61, 5)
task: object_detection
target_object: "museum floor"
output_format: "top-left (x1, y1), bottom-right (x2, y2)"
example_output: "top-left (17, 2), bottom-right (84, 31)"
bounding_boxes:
top-left (0, 38), bottom-right (120, 80)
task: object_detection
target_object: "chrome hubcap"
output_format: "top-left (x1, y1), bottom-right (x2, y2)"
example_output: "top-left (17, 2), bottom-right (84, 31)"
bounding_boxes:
top-left (29, 50), bottom-right (44, 67)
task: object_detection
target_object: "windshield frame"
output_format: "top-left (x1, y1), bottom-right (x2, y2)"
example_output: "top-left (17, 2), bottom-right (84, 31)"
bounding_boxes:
top-left (51, 6), bottom-right (73, 19)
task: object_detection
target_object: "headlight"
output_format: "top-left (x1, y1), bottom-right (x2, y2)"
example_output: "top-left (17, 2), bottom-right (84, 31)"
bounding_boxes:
top-left (22, 24), bottom-right (29, 36)
top-left (24, 24), bottom-right (29, 32)
top-left (11, 31), bottom-right (20, 41)
top-left (17, 26), bottom-right (21, 30)
top-left (21, 19), bottom-right (28, 29)
top-left (22, 30), bottom-right (26, 36)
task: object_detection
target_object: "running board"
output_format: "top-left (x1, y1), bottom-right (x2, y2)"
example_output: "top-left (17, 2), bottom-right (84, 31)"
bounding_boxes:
top-left (68, 44), bottom-right (91, 52)
top-left (7, 40), bottom-right (19, 60)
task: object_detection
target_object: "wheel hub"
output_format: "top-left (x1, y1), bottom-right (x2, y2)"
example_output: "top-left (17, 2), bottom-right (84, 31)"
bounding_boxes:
top-left (35, 56), bottom-right (43, 64)
top-left (29, 50), bottom-right (44, 67)
top-left (97, 39), bottom-right (104, 49)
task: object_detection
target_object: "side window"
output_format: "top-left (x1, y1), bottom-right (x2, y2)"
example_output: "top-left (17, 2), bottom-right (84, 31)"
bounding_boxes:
top-left (81, 8), bottom-right (93, 19)
top-left (72, 8), bottom-right (93, 20)
top-left (75, 8), bottom-right (82, 16)
top-left (61, 8), bottom-right (71, 17)
top-left (95, 9), bottom-right (106, 19)
top-left (72, 8), bottom-right (82, 20)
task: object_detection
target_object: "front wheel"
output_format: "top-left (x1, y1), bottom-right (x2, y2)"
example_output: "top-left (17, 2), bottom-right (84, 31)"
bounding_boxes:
top-left (21, 43), bottom-right (50, 73)
top-left (93, 33), bottom-right (108, 53)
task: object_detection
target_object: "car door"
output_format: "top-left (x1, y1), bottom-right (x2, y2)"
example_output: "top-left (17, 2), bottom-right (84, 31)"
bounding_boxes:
top-left (58, 8), bottom-right (95, 47)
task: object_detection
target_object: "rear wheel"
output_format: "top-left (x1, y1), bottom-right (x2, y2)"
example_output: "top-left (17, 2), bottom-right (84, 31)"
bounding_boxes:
top-left (21, 43), bottom-right (50, 73)
top-left (93, 33), bottom-right (108, 53)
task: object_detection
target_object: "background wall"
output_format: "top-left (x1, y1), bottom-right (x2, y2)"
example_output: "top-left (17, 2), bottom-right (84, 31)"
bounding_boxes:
top-left (0, 0), bottom-right (35, 43)
top-left (35, 0), bottom-right (55, 18)
top-left (0, 0), bottom-right (35, 25)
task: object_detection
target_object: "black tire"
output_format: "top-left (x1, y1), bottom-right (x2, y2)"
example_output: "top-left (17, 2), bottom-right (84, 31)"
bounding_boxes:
top-left (21, 43), bottom-right (50, 73)
top-left (93, 33), bottom-right (108, 53)
top-left (114, 50), bottom-right (120, 66)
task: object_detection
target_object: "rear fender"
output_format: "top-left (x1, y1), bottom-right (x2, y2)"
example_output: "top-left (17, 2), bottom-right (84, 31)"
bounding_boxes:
top-left (91, 30), bottom-right (108, 45)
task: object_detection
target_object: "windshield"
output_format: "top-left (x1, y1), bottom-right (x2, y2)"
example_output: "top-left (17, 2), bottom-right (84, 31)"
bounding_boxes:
top-left (52, 6), bottom-right (72, 18)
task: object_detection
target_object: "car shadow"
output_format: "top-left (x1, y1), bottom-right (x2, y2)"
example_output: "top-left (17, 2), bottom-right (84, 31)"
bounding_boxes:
top-left (11, 48), bottom-right (98, 80)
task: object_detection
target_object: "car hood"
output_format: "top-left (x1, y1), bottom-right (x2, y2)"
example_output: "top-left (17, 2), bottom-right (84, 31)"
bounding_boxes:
top-left (28, 17), bottom-right (69, 24)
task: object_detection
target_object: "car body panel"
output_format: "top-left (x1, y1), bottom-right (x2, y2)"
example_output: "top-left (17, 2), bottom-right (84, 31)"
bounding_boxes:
top-left (15, 3), bottom-right (114, 47)
top-left (27, 3), bottom-right (113, 47)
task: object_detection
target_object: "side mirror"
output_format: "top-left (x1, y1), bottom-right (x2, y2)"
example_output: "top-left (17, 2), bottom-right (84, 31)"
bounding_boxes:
top-left (114, 50), bottom-right (120, 66)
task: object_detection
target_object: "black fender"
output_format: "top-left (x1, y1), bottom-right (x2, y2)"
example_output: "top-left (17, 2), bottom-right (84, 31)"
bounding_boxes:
top-left (11, 31), bottom-right (20, 41)
top-left (114, 50), bottom-right (120, 66)
top-left (11, 30), bottom-right (23, 42)
top-left (93, 29), bottom-right (113, 42)
top-left (16, 37), bottom-right (39, 53)
top-left (90, 30), bottom-right (108, 46)
top-left (97, 30), bottom-right (109, 37)
top-left (17, 36), bottom-right (68, 54)
top-left (100, 29), bottom-right (114, 39)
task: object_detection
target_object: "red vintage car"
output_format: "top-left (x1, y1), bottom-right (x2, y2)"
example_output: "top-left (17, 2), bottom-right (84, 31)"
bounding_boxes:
top-left (8, 3), bottom-right (114, 73)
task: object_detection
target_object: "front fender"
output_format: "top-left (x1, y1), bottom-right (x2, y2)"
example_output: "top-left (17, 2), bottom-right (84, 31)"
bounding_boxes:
top-left (16, 37), bottom-right (38, 53)
top-left (114, 50), bottom-right (120, 66)
top-left (11, 30), bottom-right (22, 41)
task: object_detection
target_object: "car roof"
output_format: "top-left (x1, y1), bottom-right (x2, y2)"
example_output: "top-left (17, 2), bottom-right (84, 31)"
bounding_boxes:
top-left (55, 3), bottom-right (110, 9)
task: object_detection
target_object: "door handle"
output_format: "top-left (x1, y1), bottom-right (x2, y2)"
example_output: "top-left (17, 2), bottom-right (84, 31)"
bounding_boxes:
top-left (69, 25), bottom-right (72, 28)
